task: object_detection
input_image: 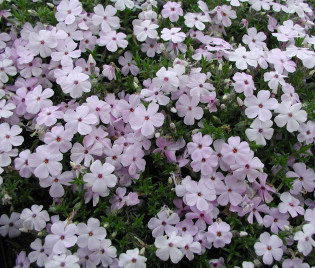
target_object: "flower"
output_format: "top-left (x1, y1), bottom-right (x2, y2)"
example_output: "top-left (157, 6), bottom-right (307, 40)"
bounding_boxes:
top-left (0, 59), bottom-right (17, 83)
top-left (37, 106), bottom-right (64, 127)
top-left (278, 192), bottom-right (305, 218)
top-left (206, 222), bottom-right (232, 248)
top-left (254, 232), bottom-right (283, 265)
top-left (221, 136), bottom-right (250, 165)
top-left (118, 52), bottom-right (139, 76)
top-left (155, 231), bottom-right (186, 264)
top-left (92, 4), bottom-right (120, 32)
top-left (29, 145), bottom-right (63, 179)
top-left (118, 248), bottom-right (147, 268)
top-left (294, 224), bottom-right (315, 256)
top-left (25, 85), bottom-right (54, 114)
top-left (263, 208), bottom-right (289, 234)
top-left (45, 254), bottom-right (79, 268)
top-left (0, 123), bottom-right (24, 152)
top-left (44, 125), bottom-right (73, 153)
top-left (181, 234), bottom-right (201, 260)
top-left (184, 13), bottom-right (208, 30)
top-left (55, 0), bottom-right (82, 24)
top-left (228, 46), bottom-right (258, 70)
top-left (98, 30), bottom-right (128, 52)
top-left (176, 94), bottom-right (204, 126)
top-left (28, 30), bottom-right (58, 58)
top-left (161, 2), bottom-right (183, 22)
top-left (245, 118), bottom-right (274, 146)
top-left (242, 27), bottom-right (266, 50)
top-left (0, 212), bottom-right (22, 238)
top-left (77, 218), bottom-right (107, 251)
top-left (232, 72), bottom-right (256, 97)
top-left (14, 251), bottom-right (30, 268)
top-left (28, 238), bottom-right (49, 267)
top-left (83, 160), bottom-right (117, 195)
top-left (274, 101), bottom-right (307, 133)
top-left (134, 20), bottom-right (159, 42)
top-left (161, 28), bottom-right (186, 43)
top-left (111, 0), bottom-right (134, 11)
top-left (20, 205), bottom-right (49, 231)
top-left (244, 90), bottom-right (279, 122)
top-left (129, 102), bottom-right (165, 137)
top-left (298, 121), bottom-right (315, 145)
top-left (45, 221), bottom-right (77, 254)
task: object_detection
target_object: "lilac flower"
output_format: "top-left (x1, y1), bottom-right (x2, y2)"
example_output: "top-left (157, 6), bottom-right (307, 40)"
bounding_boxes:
top-left (161, 2), bottom-right (183, 22)
top-left (14, 150), bottom-right (33, 178)
top-left (221, 136), bottom-right (250, 165)
top-left (209, 257), bottom-right (225, 268)
top-left (0, 59), bottom-right (17, 83)
top-left (83, 160), bottom-right (117, 195)
top-left (232, 72), bottom-right (256, 97)
top-left (18, 57), bottom-right (43, 78)
top-left (298, 121), bottom-right (315, 145)
top-left (25, 85), bottom-right (54, 114)
top-left (118, 52), bottom-right (139, 76)
top-left (188, 73), bottom-right (214, 98)
top-left (181, 234), bottom-right (201, 260)
top-left (249, 0), bottom-right (272, 11)
top-left (77, 218), bottom-right (107, 251)
top-left (45, 221), bottom-right (77, 254)
top-left (29, 145), bottom-right (63, 179)
top-left (263, 208), bottom-right (289, 234)
top-left (211, 5), bottom-right (236, 27)
top-left (254, 232), bottom-right (283, 265)
top-left (252, 173), bottom-right (276, 203)
top-left (37, 106), bottom-right (64, 127)
top-left (90, 239), bottom-right (117, 267)
top-left (268, 48), bottom-right (296, 74)
top-left (102, 64), bottom-right (116, 80)
top-left (134, 20), bottom-right (159, 42)
top-left (51, 39), bottom-right (81, 64)
top-left (206, 222), bottom-right (232, 248)
top-left (55, 0), bottom-right (82, 24)
top-left (241, 197), bottom-right (270, 224)
top-left (152, 67), bottom-right (179, 93)
top-left (110, 187), bottom-right (139, 211)
top-left (141, 38), bottom-right (160, 58)
top-left (92, 4), bottom-right (120, 32)
top-left (185, 206), bottom-right (215, 231)
top-left (45, 254), bottom-right (79, 268)
top-left (176, 94), bottom-right (204, 125)
top-left (278, 192), bottom-right (305, 218)
top-left (245, 118), bottom-right (274, 146)
top-left (294, 224), bottom-right (315, 256)
top-left (70, 141), bottom-right (103, 167)
top-left (129, 102), bottom-right (164, 137)
top-left (0, 212), bottom-right (22, 238)
top-left (282, 258), bottom-right (311, 268)
top-left (20, 205), bottom-right (49, 231)
top-left (281, 84), bottom-right (300, 104)
top-left (148, 211), bottom-right (179, 238)
top-left (0, 123), bottom-right (24, 151)
top-left (39, 171), bottom-right (74, 198)
top-left (190, 152), bottom-right (218, 176)
top-left (244, 90), bottom-right (279, 121)
top-left (14, 251), bottom-right (30, 268)
top-left (64, 105), bottom-right (97, 135)
top-left (176, 219), bottom-right (198, 237)
top-left (98, 30), bottom-right (128, 52)
top-left (28, 238), bottom-right (49, 267)
top-left (216, 175), bottom-right (246, 206)
top-left (274, 101), bottom-right (307, 133)
top-left (105, 144), bottom-right (124, 170)
top-left (76, 247), bottom-right (98, 268)
top-left (44, 125), bottom-right (73, 153)
top-left (231, 151), bottom-right (264, 182)
top-left (286, 163), bottom-right (315, 195)
top-left (121, 145), bottom-right (145, 176)
top-left (0, 99), bottom-right (16, 119)
top-left (161, 28), bottom-right (186, 43)
top-left (264, 71), bottom-right (287, 92)
top-left (155, 231), bottom-right (185, 264)
top-left (184, 180), bottom-right (216, 211)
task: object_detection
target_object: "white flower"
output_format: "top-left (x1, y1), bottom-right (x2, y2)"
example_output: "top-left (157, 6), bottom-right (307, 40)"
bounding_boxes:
top-left (245, 118), bottom-right (274, 146)
top-left (20, 205), bottom-right (49, 231)
top-left (134, 20), bottom-right (158, 42)
top-left (161, 28), bottom-right (186, 43)
top-left (0, 59), bottom-right (17, 83)
top-left (274, 101), bottom-right (307, 132)
top-left (45, 254), bottom-right (79, 268)
top-left (229, 47), bottom-right (258, 70)
top-left (111, 0), bottom-right (134, 11)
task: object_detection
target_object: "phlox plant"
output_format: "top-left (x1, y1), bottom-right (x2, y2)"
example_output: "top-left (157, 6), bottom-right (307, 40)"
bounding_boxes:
top-left (0, 0), bottom-right (314, 267)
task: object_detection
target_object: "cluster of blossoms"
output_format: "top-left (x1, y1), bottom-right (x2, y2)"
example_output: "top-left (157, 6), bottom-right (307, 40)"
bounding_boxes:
top-left (0, 0), bottom-right (314, 267)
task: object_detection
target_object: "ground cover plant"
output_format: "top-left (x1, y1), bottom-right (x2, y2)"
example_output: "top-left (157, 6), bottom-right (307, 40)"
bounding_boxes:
top-left (0, 0), bottom-right (314, 267)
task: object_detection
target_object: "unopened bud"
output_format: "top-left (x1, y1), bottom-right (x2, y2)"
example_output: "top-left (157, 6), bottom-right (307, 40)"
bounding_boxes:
top-left (236, 97), bottom-right (243, 106)
top-left (309, 70), bottom-right (315, 76)
top-left (19, 227), bottom-right (29, 233)
top-left (218, 64), bottom-right (222, 71)
top-left (239, 231), bottom-right (248, 237)
top-left (140, 247), bottom-right (146, 255)
top-left (27, 10), bottom-right (38, 16)
top-left (222, 93), bottom-right (230, 100)
top-left (170, 123), bottom-right (175, 129)
top-left (170, 107), bottom-right (177, 113)
top-left (155, 132), bottom-right (160, 138)
top-left (220, 104), bottom-right (226, 110)
top-left (103, 223), bottom-right (109, 228)
top-left (111, 232), bottom-right (117, 238)
top-left (47, 3), bottom-right (55, 8)
top-left (168, 177), bottom-right (173, 184)
top-left (284, 225), bottom-right (290, 231)
top-left (74, 202), bottom-right (81, 210)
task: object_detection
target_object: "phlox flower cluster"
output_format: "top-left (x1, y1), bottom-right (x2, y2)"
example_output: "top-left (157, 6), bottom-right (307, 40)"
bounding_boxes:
top-left (0, 0), bottom-right (314, 267)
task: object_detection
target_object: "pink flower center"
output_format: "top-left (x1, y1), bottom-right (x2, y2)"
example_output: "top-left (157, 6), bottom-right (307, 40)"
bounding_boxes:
top-left (233, 148), bottom-right (237, 153)
top-left (217, 232), bottom-right (222, 237)
top-left (145, 116), bottom-right (149, 120)
top-left (44, 159), bottom-right (49, 164)
top-left (98, 174), bottom-right (103, 179)
top-left (259, 104), bottom-right (263, 108)
top-left (168, 243), bottom-right (173, 247)
top-left (267, 245), bottom-right (272, 250)
top-left (60, 235), bottom-right (65, 240)
top-left (89, 232), bottom-right (93, 236)
top-left (132, 258), bottom-right (137, 263)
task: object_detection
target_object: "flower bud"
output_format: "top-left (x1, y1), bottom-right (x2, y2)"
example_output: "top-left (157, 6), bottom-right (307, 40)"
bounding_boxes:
top-left (236, 97), bottom-right (243, 106)
top-left (103, 223), bottom-right (109, 228)
top-left (140, 247), bottom-right (146, 255)
top-left (170, 107), bottom-right (177, 113)
top-left (168, 177), bottom-right (173, 184)
top-left (284, 225), bottom-right (290, 232)
top-left (170, 123), bottom-right (175, 129)
top-left (47, 3), bottom-right (55, 8)
top-left (155, 132), bottom-right (160, 138)
top-left (220, 104), bottom-right (226, 110)
top-left (239, 231), bottom-right (248, 237)
top-left (111, 232), bottom-right (117, 238)
top-left (218, 64), bottom-right (222, 71)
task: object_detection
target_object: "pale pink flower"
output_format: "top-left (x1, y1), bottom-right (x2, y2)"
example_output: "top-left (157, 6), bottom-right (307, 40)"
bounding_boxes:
top-left (92, 4), bottom-right (120, 32)
top-left (83, 160), bottom-right (117, 195)
top-left (0, 212), bottom-right (22, 238)
top-left (161, 2), bottom-right (183, 22)
top-left (28, 30), bottom-right (58, 58)
top-left (278, 192), bottom-right (305, 218)
top-left (14, 150), bottom-right (33, 178)
top-left (44, 125), bottom-right (73, 153)
top-left (232, 72), bottom-right (256, 97)
top-left (294, 224), bottom-right (315, 256)
top-left (98, 30), bottom-right (128, 52)
top-left (148, 211), bottom-right (179, 238)
top-left (155, 231), bottom-right (185, 264)
top-left (55, 0), bottom-right (82, 24)
top-left (0, 123), bottom-right (24, 152)
top-left (152, 67), bottom-right (179, 93)
top-left (141, 38), bottom-right (160, 57)
top-left (229, 46), bottom-right (258, 70)
top-left (176, 94), bottom-right (204, 126)
top-left (29, 145), bottom-right (63, 179)
top-left (134, 20), bottom-right (159, 42)
top-left (0, 59), bottom-right (17, 83)
top-left (274, 101), bottom-right (307, 133)
top-left (51, 39), bottom-right (81, 64)
top-left (244, 90), bottom-right (279, 121)
top-left (206, 222), bottom-right (232, 248)
top-left (263, 71), bottom-right (287, 92)
top-left (121, 145), bottom-right (146, 176)
top-left (254, 232), bottom-right (283, 265)
top-left (221, 136), bottom-right (250, 165)
top-left (20, 205), bottom-right (49, 231)
top-left (0, 99), bottom-right (16, 119)
top-left (211, 5), bottom-right (236, 27)
top-left (298, 121), bottom-right (315, 145)
top-left (64, 105), bottom-right (97, 135)
top-left (129, 102), bottom-right (165, 137)
top-left (102, 64), bottom-right (116, 80)
top-left (242, 27), bottom-right (266, 50)
top-left (161, 28), bottom-right (186, 43)
top-left (249, 0), bottom-right (272, 11)
top-left (18, 57), bottom-right (42, 78)
top-left (118, 248), bottom-right (147, 267)
top-left (85, 95), bottom-right (111, 124)
top-left (111, 0), bottom-right (134, 11)
top-left (188, 73), bottom-right (214, 98)
top-left (37, 106), bottom-right (64, 126)
top-left (245, 118), bottom-right (274, 146)
top-left (267, 48), bottom-right (296, 74)
top-left (25, 85), bottom-right (53, 114)
top-left (184, 13), bottom-right (208, 30)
